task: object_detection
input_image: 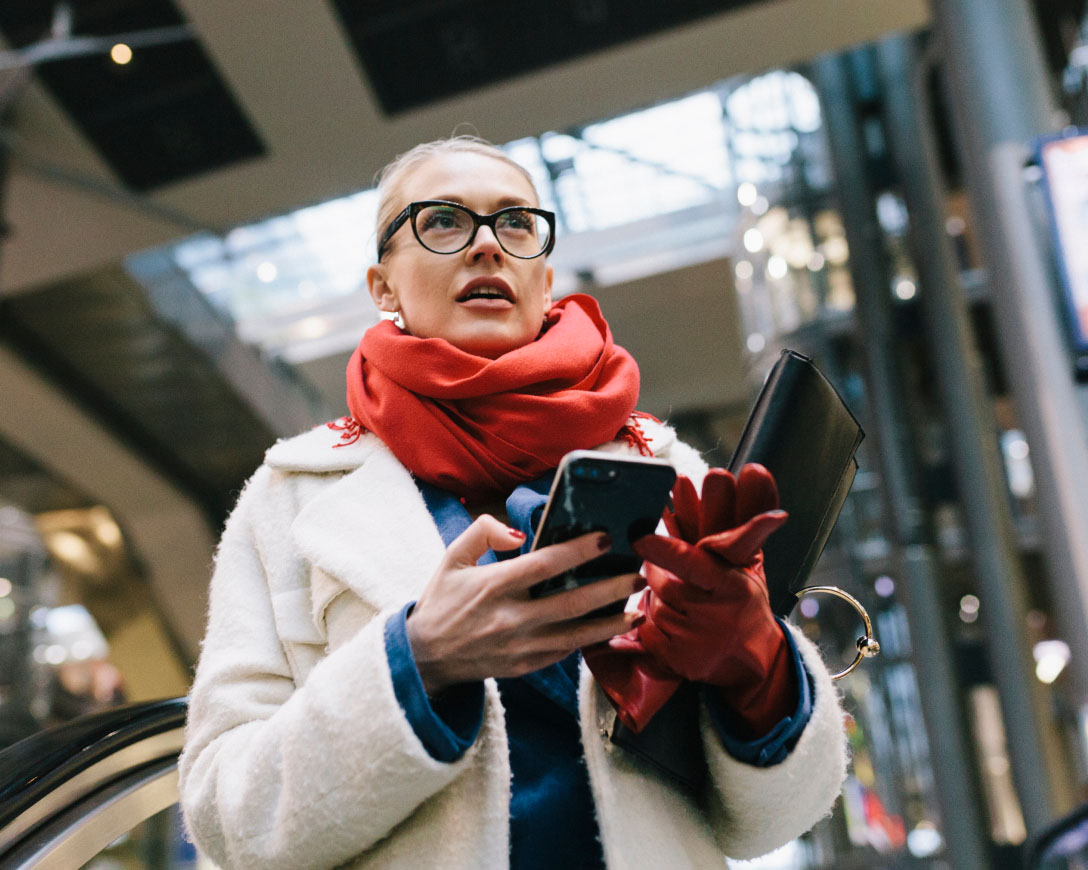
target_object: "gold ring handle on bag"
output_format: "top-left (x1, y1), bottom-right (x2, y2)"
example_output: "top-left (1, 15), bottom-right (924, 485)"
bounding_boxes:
top-left (795, 585), bottom-right (880, 680)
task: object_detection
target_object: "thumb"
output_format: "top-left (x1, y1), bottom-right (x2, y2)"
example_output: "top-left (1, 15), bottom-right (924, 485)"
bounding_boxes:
top-left (700, 510), bottom-right (787, 564)
top-left (632, 534), bottom-right (692, 577)
top-left (445, 514), bottom-right (525, 568)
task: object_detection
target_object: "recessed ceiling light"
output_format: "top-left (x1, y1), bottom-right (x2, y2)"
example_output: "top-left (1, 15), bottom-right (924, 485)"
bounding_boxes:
top-left (110, 43), bottom-right (133, 65)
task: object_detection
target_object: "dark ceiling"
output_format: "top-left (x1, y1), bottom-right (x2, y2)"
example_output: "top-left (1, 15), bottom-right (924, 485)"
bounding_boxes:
top-left (334, 0), bottom-right (764, 113)
top-left (0, 0), bottom-right (264, 191)
top-left (0, 0), bottom-right (778, 191)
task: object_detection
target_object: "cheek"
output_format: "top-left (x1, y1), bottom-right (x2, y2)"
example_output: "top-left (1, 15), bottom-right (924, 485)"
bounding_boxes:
top-left (391, 262), bottom-right (449, 313)
top-left (526, 267), bottom-right (552, 309)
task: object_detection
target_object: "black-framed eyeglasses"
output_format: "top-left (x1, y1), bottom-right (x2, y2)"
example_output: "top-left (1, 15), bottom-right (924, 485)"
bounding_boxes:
top-left (376, 200), bottom-right (556, 261)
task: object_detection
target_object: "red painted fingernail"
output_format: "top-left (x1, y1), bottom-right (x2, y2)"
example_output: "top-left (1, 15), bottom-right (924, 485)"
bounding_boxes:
top-left (508, 528), bottom-right (526, 539)
top-left (597, 533), bottom-right (612, 552)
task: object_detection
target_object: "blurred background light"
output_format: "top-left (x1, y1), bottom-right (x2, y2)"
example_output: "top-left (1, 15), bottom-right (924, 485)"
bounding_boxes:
top-left (1033, 639), bottom-right (1071, 684)
top-left (110, 43), bottom-right (133, 65)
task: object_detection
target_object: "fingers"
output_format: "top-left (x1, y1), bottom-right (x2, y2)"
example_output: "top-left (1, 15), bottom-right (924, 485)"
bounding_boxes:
top-left (445, 514), bottom-right (527, 569)
top-left (632, 533), bottom-right (691, 577)
top-left (414, 525), bottom-right (644, 687)
top-left (665, 467), bottom-right (781, 550)
top-left (641, 566), bottom-right (698, 612)
top-left (699, 470), bottom-right (737, 539)
top-left (736, 463), bottom-right (780, 520)
top-left (540, 607), bottom-right (638, 656)
top-left (669, 475), bottom-right (701, 543)
top-left (531, 570), bottom-right (644, 625)
top-left (492, 530), bottom-right (611, 592)
top-left (497, 607), bottom-right (639, 678)
top-left (638, 598), bottom-right (683, 651)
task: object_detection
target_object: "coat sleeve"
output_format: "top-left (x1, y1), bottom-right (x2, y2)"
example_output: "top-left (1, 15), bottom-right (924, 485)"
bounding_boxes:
top-left (698, 624), bottom-right (848, 858)
top-left (177, 467), bottom-right (484, 870)
top-left (646, 422), bottom-right (849, 855)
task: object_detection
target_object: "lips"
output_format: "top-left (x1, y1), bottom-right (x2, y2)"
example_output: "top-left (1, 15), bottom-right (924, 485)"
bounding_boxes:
top-left (456, 277), bottom-right (514, 303)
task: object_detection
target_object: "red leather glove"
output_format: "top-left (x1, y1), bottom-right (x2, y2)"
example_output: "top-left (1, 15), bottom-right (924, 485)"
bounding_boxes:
top-left (581, 609), bottom-right (682, 732)
top-left (634, 465), bottom-right (796, 737)
top-left (583, 464), bottom-right (794, 737)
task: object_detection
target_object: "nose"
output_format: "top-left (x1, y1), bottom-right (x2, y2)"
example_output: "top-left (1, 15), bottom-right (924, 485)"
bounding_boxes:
top-left (465, 224), bottom-right (504, 263)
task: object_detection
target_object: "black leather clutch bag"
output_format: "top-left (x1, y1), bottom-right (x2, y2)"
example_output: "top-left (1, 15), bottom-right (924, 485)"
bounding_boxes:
top-left (608, 349), bottom-right (864, 790)
top-left (728, 349), bottom-right (864, 617)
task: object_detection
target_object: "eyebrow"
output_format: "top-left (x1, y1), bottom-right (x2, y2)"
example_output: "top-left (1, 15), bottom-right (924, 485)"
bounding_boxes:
top-left (429, 194), bottom-right (533, 210)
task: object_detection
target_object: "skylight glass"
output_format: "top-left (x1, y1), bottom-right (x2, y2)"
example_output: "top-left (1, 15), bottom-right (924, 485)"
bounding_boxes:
top-left (162, 69), bottom-right (828, 361)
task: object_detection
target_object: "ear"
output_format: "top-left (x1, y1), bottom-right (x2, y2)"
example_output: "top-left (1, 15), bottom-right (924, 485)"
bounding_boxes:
top-left (367, 264), bottom-right (397, 312)
top-left (543, 263), bottom-right (554, 311)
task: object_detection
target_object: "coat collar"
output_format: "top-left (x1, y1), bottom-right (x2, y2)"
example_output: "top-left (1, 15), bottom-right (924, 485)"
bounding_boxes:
top-left (268, 415), bottom-right (677, 614)
top-left (286, 434), bottom-right (445, 613)
top-left (265, 421), bottom-right (378, 473)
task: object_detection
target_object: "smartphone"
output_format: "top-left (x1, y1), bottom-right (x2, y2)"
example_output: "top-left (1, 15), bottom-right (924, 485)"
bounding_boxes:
top-left (528, 450), bottom-right (677, 609)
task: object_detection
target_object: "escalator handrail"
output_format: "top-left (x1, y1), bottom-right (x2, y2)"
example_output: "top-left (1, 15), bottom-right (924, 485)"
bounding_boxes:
top-left (2, 756), bottom-right (181, 870)
top-left (0, 697), bottom-right (187, 834)
top-left (1026, 801), bottom-right (1088, 868)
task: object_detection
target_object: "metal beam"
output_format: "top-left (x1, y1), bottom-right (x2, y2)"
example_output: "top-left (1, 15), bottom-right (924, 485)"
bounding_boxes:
top-left (931, 0), bottom-right (1088, 818)
top-left (813, 50), bottom-right (991, 868)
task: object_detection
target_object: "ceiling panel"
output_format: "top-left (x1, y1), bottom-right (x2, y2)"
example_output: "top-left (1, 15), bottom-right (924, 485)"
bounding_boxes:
top-left (1, 0), bottom-right (931, 292)
top-left (0, 0), bottom-right (265, 190)
top-left (333, 0), bottom-right (763, 113)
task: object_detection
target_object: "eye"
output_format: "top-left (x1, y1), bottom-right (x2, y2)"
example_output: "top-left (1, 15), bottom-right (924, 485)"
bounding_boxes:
top-left (418, 207), bottom-right (465, 232)
top-left (497, 209), bottom-right (536, 234)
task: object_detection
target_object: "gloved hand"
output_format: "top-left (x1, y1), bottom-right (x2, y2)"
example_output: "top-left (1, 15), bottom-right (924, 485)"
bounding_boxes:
top-left (583, 464), bottom-right (794, 737)
top-left (634, 465), bottom-right (796, 737)
top-left (581, 610), bottom-right (682, 732)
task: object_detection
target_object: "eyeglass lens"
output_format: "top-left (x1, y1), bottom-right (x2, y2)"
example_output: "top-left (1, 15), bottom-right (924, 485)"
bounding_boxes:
top-left (414, 204), bottom-right (550, 257)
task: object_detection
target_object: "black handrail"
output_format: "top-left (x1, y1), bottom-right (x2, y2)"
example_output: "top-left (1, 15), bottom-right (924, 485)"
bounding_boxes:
top-left (0, 697), bottom-right (187, 832)
top-left (1026, 801), bottom-right (1088, 869)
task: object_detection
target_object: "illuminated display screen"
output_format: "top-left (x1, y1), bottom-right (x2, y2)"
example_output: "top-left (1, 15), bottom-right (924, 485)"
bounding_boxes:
top-left (1039, 132), bottom-right (1088, 376)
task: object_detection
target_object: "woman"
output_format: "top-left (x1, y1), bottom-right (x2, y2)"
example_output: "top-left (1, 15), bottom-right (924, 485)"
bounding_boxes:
top-left (178, 137), bottom-right (848, 869)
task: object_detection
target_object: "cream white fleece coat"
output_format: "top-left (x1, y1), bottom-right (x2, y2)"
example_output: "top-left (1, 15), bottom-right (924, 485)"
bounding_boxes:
top-left (179, 418), bottom-right (848, 870)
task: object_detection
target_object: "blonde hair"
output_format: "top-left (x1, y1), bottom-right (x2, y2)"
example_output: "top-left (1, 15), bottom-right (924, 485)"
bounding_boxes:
top-left (373, 135), bottom-right (539, 259)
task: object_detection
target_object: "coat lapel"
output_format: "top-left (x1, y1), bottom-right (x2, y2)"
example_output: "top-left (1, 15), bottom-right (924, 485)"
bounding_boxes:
top-left (268, 414), bottom-right (687, 630)
top-left (289, 437), bottom-right (446, 614)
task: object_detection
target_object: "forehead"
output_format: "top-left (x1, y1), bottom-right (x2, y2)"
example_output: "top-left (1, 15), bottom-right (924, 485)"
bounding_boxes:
top-left (394, 152), bottom-right (539, 209)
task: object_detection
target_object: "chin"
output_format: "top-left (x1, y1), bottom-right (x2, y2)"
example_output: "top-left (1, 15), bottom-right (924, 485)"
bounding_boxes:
top-left (450, 328), bottom-right (536, 359)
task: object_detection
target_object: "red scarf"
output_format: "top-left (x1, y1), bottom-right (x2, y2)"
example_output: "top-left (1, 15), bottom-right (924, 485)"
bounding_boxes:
top-left (338, 294), bottom-right (642, 504)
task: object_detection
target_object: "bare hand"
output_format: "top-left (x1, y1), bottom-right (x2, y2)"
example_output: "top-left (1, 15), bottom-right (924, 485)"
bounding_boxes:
top-left (406, 515), bottom-right (644, 694)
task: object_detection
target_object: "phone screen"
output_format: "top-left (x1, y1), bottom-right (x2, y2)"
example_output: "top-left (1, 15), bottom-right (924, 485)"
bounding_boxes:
top-left (528, 451), bottom-right (676, 603)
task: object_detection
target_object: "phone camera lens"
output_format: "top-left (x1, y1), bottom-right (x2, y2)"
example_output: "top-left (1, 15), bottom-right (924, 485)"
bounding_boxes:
top-left (573, 462), bottom-right (613, 483)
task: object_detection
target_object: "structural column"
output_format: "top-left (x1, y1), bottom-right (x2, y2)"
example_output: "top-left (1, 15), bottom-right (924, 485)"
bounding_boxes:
top-left (812, 52), bottom-right (990, 869)
top-left (931, 0), bottom-right (1088, 810)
